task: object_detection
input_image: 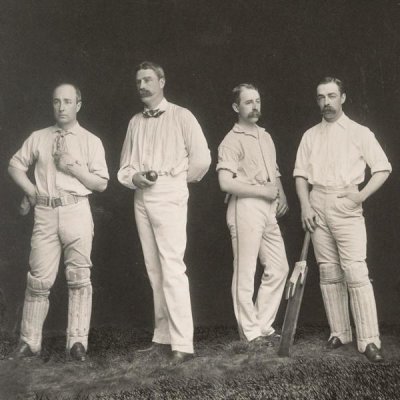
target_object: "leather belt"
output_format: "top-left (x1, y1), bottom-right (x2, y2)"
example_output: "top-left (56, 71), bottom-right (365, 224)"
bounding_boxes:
top-left (36, 194), bottom-right (87, 208)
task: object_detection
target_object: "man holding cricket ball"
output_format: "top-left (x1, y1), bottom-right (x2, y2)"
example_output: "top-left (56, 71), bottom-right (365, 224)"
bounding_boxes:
top-left (118, 61), bottom-right (211, 365)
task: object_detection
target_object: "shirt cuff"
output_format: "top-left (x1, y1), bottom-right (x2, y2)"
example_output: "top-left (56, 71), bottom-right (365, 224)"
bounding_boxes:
top-left (117, 168), bottom-right (137, 190)
top-left (216, 161), bottom-right (237, 175)
top-left (9, 159), bottom-right (29, 172)
top-left (371, 161), bottom-right (392, 175)
top-left (293, 168), bottom-right (308, 178)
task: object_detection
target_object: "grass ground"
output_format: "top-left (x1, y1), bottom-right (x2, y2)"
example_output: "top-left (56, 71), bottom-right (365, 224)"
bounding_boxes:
top-left (1, 326), bottom-right (400, 400)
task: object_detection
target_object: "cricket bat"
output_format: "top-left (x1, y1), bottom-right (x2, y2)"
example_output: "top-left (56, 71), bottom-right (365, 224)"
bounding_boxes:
top-left (278, 231), bottom-right (311, 357)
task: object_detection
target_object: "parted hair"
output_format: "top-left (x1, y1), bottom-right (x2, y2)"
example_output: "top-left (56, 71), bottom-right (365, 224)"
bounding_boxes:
top-left (317, 77), bottom-right (345, 95)
top-left (232, 83), bottom-right (259, 105)
top-left (135, 61), bottom-right (165, 80)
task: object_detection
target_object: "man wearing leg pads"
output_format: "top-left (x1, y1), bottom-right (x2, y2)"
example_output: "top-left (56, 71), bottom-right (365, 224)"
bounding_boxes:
top-left (8, 83), bottom-right (108, 361)
top-left (294, 77), bottom-right (390, 362)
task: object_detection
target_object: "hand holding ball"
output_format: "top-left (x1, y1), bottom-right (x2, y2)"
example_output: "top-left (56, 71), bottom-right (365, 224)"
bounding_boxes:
top-left (145, 170), bottom-right (158, 182)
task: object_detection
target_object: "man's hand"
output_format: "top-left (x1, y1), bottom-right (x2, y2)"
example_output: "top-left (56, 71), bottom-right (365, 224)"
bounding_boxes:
top-left (337, 192), bottom-right (363, 206)
top-left (301, 203), bottom-right (318, 232)
top-left (19, 188), bottom-right (37, 216)
top-left (132, 172), bottom-right (157, 189)
top-left (276, 191), bottom-right (289, 218)
top-left (263, 183), bottom-right (279, 201)
top-left (54, 152), bottom-right (80, 176)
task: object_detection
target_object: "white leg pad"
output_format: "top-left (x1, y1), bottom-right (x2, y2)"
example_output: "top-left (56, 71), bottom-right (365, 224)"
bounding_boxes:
top-left (320, 263), bottom-right (352, 344)
top-left (66, 267), bottom-right (92, 351)
top-left (346, 262), bottom-right (380, 353)
top-left (20, 273), bottom-right (52, 353)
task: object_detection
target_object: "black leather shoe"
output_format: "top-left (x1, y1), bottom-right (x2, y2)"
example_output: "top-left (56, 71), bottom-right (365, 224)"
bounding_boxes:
top-left (8, 341), bottom-right (39, 360)
top-left (136, 342), bottom-right (170, 354)
top-left (265, 332), bottom-right (281, 345)
top-left (266, 332), bottom-right (281, 340)
top-left (69, 342), bottom-right (86, 362)
top-left (326, 336), bottom-right (343, 350)
top-left (249, 336), bottom-right (273, 348)
top-left (363, 343), bottom-right (384, 363)
top-left (168, 350), bottom-right (194, 366)
top-left (250, 336), bottom-right (264, 344)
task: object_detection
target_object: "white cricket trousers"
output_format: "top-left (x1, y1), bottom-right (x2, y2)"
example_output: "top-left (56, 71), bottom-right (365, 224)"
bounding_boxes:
top-left (134, 174), bottom-right (194, 353)
top-left (227, 196), bottom-right (289, 341)
top-left (310, 186), bottom-right (381, 352)
top-left (22, 199), bottom-right (93, 353)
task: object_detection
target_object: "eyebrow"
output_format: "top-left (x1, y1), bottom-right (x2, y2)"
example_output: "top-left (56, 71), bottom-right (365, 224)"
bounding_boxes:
top-left (53, 97), bottom-right (74, 101)
top-left (317, 92), bottom-right (338, 97)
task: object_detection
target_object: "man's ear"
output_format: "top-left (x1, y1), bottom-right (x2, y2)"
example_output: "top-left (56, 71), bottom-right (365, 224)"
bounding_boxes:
top-left (159, 78), bottom-right (166, 89)
top-left (341, 93), bottom-right (346, 105)
top-left (232, 102), bottom-right (239, 113)
top-left (76, 101), bottom-right (82, 113)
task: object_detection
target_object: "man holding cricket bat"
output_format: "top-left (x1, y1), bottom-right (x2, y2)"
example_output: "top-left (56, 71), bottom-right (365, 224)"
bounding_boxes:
top-left (217, 83), bottom-right (289, 344)
top-left (294, 77), bottom-right (391, 362)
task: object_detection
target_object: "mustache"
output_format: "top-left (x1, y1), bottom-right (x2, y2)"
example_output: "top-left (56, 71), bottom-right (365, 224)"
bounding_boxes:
top-left (139, 90), bottom-right (152, 97)
top-left (323, 106), bottom-right (335, 112)
top-left (248, 110), bottom-right (261, 118)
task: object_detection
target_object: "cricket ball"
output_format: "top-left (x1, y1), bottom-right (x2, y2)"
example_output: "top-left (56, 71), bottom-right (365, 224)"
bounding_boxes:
top-left (145, 170), bottom-right (158, 182)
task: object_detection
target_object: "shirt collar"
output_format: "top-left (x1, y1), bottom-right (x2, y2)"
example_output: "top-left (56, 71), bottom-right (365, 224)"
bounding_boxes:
top-left (321, 112), bottom-right (349, 130)
top-left (143, 97), bottom-right (168, 112)
top-left (53, 122), bottom-right (80, 135)
top-left (232, 123), bottom-right (261, 138)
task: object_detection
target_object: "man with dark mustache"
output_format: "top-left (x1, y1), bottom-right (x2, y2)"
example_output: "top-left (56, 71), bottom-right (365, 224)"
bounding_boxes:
top-left (294, 77), bottom-right (391, 362)
top-left (217, 83), bottom-right (289, 345)
top-left (118, 61), bottom-right (211, 365)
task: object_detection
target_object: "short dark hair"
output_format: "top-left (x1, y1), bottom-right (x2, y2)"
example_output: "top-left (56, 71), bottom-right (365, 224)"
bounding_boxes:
top-left (317, 77), bottom-right (345, 95)
top-left (232, 83), bottom-right (259, 105)
top-left (53, 82), bottom-right (82, 102)
top-left (135, 61), bottom-right (165, 80)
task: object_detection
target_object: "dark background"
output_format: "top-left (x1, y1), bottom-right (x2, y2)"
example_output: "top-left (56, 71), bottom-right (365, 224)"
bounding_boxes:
top-left (1, 0), bottom-right (399, 336)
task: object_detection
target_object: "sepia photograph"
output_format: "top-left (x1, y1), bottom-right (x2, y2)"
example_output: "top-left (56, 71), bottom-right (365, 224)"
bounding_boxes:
top-left (0, 0), bottom-right (400, 398)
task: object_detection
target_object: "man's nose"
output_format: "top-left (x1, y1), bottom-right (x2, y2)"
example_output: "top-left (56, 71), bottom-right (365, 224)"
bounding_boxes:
top-left (139, 81), bottom-right (145, 89)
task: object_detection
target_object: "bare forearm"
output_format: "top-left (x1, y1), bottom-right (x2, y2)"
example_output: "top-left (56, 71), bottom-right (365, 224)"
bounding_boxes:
top-left (359, 171), bottom-right (390, 202)
top-left (222, 180), bottom-right (269, 199)
top-left (276, 177), bottom-right (286, 199)
top-left (218, 170), bottom-right (277, 200)
top-left (72, 168), bottom-right (108, 192)
top-left (295, 177), bottom-right (311, 209)
top-left (296, 176), bottom-right (318, 231)
top-left (8, 166), bottom-right (36, 196)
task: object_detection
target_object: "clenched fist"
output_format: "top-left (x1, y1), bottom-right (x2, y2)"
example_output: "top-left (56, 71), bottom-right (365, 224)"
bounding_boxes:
top-left (53, 152), bottom-right (78, 176)
top-left (263, 183), bottom-right (279, 201)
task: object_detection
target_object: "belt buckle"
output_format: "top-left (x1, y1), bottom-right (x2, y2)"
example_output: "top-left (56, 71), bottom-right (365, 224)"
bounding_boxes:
top-left (52, 198), bottom-right (63, 208)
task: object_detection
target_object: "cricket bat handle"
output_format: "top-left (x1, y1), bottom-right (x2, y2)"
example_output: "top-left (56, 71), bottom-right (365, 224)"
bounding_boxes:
top-left (299, 231), bottom-right (311, 261)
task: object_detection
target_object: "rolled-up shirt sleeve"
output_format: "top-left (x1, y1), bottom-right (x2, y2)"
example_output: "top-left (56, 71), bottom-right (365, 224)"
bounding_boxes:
top-left (181, 111), bottom-right (211, 182)
top-left (362, 129), bottom-right (392, 175)
top-left (293, 132), bottom-right (310, 179)
top-left (118, 122), bottom-right (139, 190)
top-left (216, 145), bottom-right (239, 175)
top-left (88, 139), bottom-right (109, 180)
top-left (9, 133), bottom-right (37, 171)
